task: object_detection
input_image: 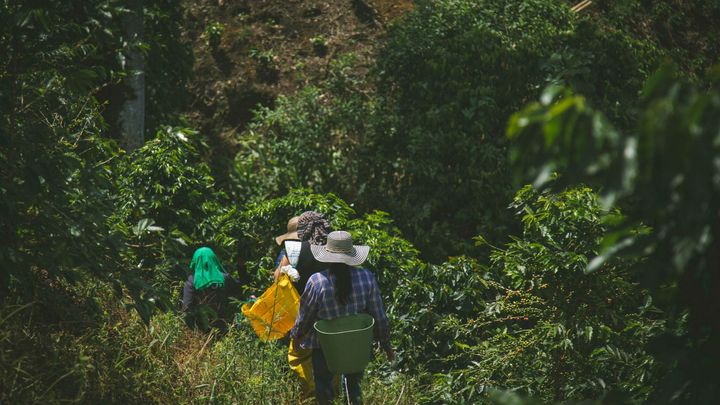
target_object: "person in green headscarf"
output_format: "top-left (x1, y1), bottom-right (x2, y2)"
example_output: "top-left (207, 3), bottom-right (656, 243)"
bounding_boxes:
top-left (190, 247), bottom-right (226, 290)
top-left (181, 247), bottom-right (245, 315)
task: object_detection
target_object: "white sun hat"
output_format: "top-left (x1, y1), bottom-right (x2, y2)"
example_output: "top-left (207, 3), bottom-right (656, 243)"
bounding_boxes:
top-left (310, 231), bottom-right (370, 266)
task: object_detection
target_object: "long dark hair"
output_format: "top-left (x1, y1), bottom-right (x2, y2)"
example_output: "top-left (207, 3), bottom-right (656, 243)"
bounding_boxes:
top-left (329, 263), bottom-right (353, 305)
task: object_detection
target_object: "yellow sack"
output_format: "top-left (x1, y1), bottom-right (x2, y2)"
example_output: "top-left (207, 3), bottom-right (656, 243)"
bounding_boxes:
top-left (241, 274), bottom-right (300, 341)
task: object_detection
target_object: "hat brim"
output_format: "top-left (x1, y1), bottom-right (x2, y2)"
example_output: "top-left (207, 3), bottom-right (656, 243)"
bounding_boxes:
top-left (310, 244), bottom-right (370, 266)
top-left (275, 231), bottom-right (299, 245)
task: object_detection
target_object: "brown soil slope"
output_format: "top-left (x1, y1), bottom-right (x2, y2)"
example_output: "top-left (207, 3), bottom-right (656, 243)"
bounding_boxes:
top-left (180, 0), bottom-right (412, 158)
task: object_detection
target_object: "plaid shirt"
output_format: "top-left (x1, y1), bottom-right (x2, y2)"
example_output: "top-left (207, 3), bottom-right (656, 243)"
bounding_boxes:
top-left (290, 268), bottom-right (391, 350)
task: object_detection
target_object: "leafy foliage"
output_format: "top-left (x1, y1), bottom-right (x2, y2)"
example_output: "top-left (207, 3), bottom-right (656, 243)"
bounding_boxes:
top-left (113, 127), bottom-right (221, 242)
top-left (508, 66), bottom-right (720, 402)
top-left (237, 0), bottom-right (660, 262)
top-left (585, 0), bottom-right (720, 78)
top-left (1, 0), bottom-right (126, 298)
top-left (366, 0), bottom-right (657, 260)
top-left (143, 0), bottom-right (193, 134)
top-left (3, 0), bottom-right (719, 403)
top-left (202, 21), bottom-right (225, 48)
top-left (391, 186), bottom-right (660, 403)
top-left (1, 0), bottom-right (193, 300)
top-left (232, 54), bottom-right (372, 203)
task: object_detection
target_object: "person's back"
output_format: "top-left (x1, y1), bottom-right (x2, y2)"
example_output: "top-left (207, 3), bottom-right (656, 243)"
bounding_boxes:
top-left (181, 247), bottom-right (242, 331)
top-left (310, 268), bottom-right (383, 322)
top-left (182, 273), bottom-right (239, 311)
top-left (293, 241), bottom-right (325, 294)
top-left (290, 231), bottom-right (394, 405)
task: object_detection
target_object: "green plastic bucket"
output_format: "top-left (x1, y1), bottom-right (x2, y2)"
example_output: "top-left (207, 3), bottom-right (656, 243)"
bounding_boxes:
top-left (314, 314), bottom-right (375, 374)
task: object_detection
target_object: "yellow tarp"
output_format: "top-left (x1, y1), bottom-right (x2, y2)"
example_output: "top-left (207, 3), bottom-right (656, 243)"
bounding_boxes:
top-left (241, 274), bottom-right (300, 341)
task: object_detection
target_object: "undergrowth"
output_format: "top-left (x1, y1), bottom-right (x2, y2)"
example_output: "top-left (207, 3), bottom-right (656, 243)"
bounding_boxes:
top-left (0, 288), bottom-right (417, 404)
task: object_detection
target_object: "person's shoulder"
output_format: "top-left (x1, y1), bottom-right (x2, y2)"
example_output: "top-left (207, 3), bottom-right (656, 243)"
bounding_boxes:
top-left (355, 267), bottom-right (377, 282)
top-left (307, 270), bottom-right (330, 286)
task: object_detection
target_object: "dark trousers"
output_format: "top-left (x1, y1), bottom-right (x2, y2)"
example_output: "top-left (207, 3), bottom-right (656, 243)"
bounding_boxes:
top-left (312, 347), bottom-right (363, 405)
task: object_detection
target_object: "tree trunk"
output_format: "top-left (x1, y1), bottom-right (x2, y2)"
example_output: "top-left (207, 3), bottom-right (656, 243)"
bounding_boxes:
top-left (119, 0), bottom-right (145, 151)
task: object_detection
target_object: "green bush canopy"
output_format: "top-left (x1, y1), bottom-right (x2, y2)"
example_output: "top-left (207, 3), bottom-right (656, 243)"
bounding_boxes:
top-left (2, 0), bottom-right (719, 403)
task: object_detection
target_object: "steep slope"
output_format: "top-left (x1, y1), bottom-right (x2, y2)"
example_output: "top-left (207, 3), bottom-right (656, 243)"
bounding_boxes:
top-left (179, 0), bottom-right (412, 159)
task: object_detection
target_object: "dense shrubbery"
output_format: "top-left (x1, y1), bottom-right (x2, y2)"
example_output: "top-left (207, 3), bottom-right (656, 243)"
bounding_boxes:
top-left (3, 0), bottom-right (719, 403)
top-left (587, 0), bottom-right (720, 79)
top-left (391, 185), bottom-right (660, 403)
top-left (509, 66), bottom-right (720, 403)
top-left (232, 54), bottom-right (373, 202)
top-left (1, 0), bottom-right (192, 301)
top-left (112, 128), bottom-right (224, 288)
top-left (370, 0), bottom-right (658, 260)
top-left (236, 0), bottom-right (660, 261)
top-left (1, 0), bottom-right (126, 302)
top-left (1, 131), bottom-right (421, 402)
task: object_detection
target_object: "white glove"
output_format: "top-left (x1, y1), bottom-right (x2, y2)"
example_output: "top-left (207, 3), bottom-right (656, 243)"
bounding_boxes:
top-left (280, 265), bottom-right (300, 282)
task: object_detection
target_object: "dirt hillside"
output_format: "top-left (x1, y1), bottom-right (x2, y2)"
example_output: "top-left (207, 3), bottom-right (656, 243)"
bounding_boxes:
top-left (180, 0), bottom-right (412, 159)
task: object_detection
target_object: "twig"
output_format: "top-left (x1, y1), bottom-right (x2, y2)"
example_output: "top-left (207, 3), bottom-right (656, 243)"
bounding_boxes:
top-left (394, 383), bottom-right (406, 405)
top-left (42, 369), bottom-right (75, 398)
top-left (259, 275), bottom-right (283, 404)
top-left (197, 328), bottom-right (216, 359)
top-left (570, 0), bottom-right (589, 12)
top-left (93, 155), bottom-right (119, 168)
top-left (0, 301), bottom-right (36, 327)
top-left (571, 0), bottom-right (592, 13)
top-left (124, 242), bottom-right (158, 248)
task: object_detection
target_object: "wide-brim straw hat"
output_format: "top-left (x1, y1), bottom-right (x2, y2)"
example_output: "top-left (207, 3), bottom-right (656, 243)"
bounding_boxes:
top-left (310, 230), bottom-right (370, 266)
top-left (275, 216), bottom-right (300, 245)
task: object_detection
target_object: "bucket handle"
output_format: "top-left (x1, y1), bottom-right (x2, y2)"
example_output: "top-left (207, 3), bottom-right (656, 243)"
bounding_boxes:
top-left (313, 316), bottom-right (375, 335)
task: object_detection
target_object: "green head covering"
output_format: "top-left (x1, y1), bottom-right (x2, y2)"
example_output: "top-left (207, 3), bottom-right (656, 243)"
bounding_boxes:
top-left (190, 247), bottom-right (225, 290)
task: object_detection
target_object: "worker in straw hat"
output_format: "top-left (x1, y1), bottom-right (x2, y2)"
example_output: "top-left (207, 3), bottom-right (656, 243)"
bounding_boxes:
top-left (273, 211), bottom-right (332, 293)
top-left (290, 230), bottom-right (394, 405)
top-left (273, 211), bottom-right (334, 398)
top-left (273, 215), bottom-right (300, 267)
